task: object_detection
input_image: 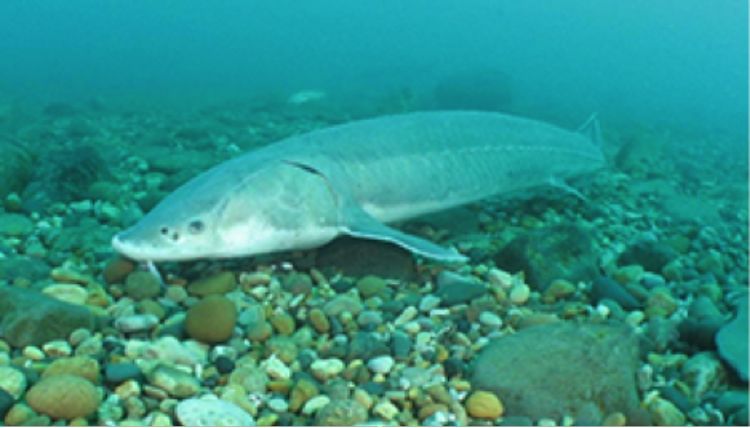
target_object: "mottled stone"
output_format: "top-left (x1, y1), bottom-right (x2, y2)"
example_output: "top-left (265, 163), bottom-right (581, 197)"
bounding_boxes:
top-left (185, 295), bottom-right (237, 344)
top-left (26, 375), bottom-right (100, 420)
top-left (465, 391), bottom-right (504, 419)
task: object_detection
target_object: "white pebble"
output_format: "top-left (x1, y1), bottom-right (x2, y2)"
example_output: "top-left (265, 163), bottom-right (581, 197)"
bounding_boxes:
top-left (42, 283), bottom-right (88, 305)
top-left (302, 395), bottom-right (331, 415)
top-left (367, 355), bottom-right (395, 374)
top-left (419, 295), bottom-right (442, 312)
top-left (310, 358), bottom-right (344, 381)
top-left (394, 306), bottom-right (418, 325)
top-left (22, 345), bottom-right (45, 361)
top-left (478, 311), bottom-right (502, 329)
top-left (267, 397), bottom-right (289, 413)
top-left (42, 340), bottom-right (72, 357)
top-left (509, 283), bottom-right (531, 304)
top-left (373, 400), bottom-right (399, 420)
top-left (264, 355), bottom-right (291, 380)
top-left (115, 314), bottom-right (159, 333)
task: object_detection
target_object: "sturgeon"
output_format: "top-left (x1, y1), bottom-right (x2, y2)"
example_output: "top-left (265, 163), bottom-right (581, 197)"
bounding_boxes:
top-left (112, 111), bottom-right (605, 263)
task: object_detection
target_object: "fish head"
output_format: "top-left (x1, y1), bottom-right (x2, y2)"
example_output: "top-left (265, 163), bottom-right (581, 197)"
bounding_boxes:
top-left (112, 160), bottom-right (339, 261)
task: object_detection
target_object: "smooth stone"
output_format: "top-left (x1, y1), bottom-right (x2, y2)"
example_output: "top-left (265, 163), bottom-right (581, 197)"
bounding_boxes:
top-left (147, 364), bottom-right (200, 398)
top-left (367, 355), bottom-right (395, 374)
top-left (391, 331), bottom-right (412, 360)
top-left (436, 271), bottom-right (487, 306)
top-left (42, 356), bottom-right (100, 383)
top-left (348, 331), bottom-right (389, 360)
top-left (0, 213), bottom-right (33, 236)
top-left (41, 283), bottom-right (88, 305)
top-left (479, 311), bottom-right (502, 329)
top-left (215, 356), bottom-right (235, 374)
top-left (591, 276), bottom-right (641, 310)
top-left (124, 271), bottom-right (161, 300)
top-left (185, 295), bottom-right (237, 344)
top-left (310, 358), bottom-right (344, 381)
top-left (357, 310), bottom-right (384, 327)
top-left (465, 390), bottom-right (504, 419)
top-left (356, 275), bottom-right (388, 299)
top-left (679, 318), bottom-right (723, 350)
top-left (0, 366), bottom-right (26, 398)
top-left (26, 375), bottom-right (100, 420)
top-left (471, 322), bottom-right (648, 424)
top-left (315, 399), bottom-right (368, 425)
top-left (187, 271), bottom-right (236, 297)
top-left (105, 363), bottom-right (143, 385)
top-left (175, 398), bottom-right (255, 426)
top-left (114, 314), bottom-right (159, 333)
top-left (0, 286), bottom-right (97, 347)
top-left (103, 257), bottom-right (136, 284)
top-left (323, 295), bottom-right (363, 316)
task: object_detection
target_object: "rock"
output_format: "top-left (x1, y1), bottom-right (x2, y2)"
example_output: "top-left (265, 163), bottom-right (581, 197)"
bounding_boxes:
top-left (716, 295), bottom-right (748, 381)
top-left (715, 390), bottom-right (749, 421)
top-left (435, 271), bottom-right (487, 306)
top-left (682, 352), bottom-right (725, 399)
top-left (104, 363), bottom-right (143, 385)
top-left (373, 400), bottom-right (399, 420)
top-left (41, 283), bottom-right (88, 305)
top-left (357, 310), bottom-right (383, 328)
top-left (175, 398), bottom-right (255, 426)
top-left (0, 366), bottom-right (26, 398)
top-left (509, 283), bottom-right (530, 305)
top-left (185, 295), bottom-right (237, 344)
top-left (147, 364), bottom-right (200, 398)
top-left (43, 356), bottom-right (100, 383)
top-left (591, 276), bottom-right (641, 310)
top-left (323, 294), bottom-right (363, 317)
top-left (356, 275), bottom-right (388, 299)
top-left (648, 397), bottom-right (685, 426)
top-left (367, 355), bottom-right (395, 374)
top-left (269, 311), bottom-right (295, 335)
top-left (0, 388), bottom-right (13, 420)
top-left (309, 308), bottom-right (330, 333)
top-left (187, 271), bottom-right (236, 297)
top-left (494, 224), bottom-right (598, 290)
top-left (311, 358), bottom-right (345, 382)
top-left (114, 314), bottom-right (159, 333)
top-left (289, 378), bottom-right (319, 412)
top-left (316, 237), bottom-right (417, 280)
top-left (0, 213), bottom-right (34, 236)
top-left (26, 375), bottom-right (100, 420)
top-left (124, 271), bottom-right (161, 300)
top-left (282, 272), bottom-right (313, 296)
top-left (303, 395), bottom-right (331, 416)
top-left (479, 311), bottom-right (502, 329)
top-left (349, 331), bottom-right (389, 360)
top-left (0, 286), bottom-right (97, 347)
top-left (465, 390), bottom-right (504, 419)
top-left (0, 140), bottom-right (32, 197)
top-left (315, 399), bottom-right (368, 426)
top-left (391, 331), bottom-right (412, 360)
top-left (645, 287), bottom-right (678, 318)
top-left (678, 318), bottom-right (723, 350)
top-left (618, 240), bottom-right (677, 273)
top-left (471, 322), bottom-right (647, 424)
top-left (0, 257), bottom-right (50, 282)
top-left (102, 257), bottom-right (135, 284)
top-left (542, 279), bottom-right (576, 303)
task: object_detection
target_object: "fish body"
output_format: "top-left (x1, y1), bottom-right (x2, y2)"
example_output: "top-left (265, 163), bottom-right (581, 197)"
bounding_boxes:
top-left (112, 111), bottom-right (605, 262)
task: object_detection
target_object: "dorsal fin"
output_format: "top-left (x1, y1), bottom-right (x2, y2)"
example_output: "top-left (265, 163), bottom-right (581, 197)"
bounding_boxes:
top-left (577, 113), bottom-right (602, 146)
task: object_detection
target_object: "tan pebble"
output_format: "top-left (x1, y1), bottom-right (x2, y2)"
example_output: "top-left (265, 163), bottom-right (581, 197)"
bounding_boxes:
top-left (185, 295), bottom-right (237, 343)
top-left (115, 379), bottom-right (142, 400)
top-left (256, 414), bottom-right (279, 426)
top-left (308, 308), bottom-right (330, 333)
top-left (373, 400), bottom-right (399, 420)
top-left (69, 416), bottom-right (88, 426)
top-left (269, 312), bottom-right (295, 335)
top-left (648, 397), bottom-right (685, 426)
top-left (240, 271), bottom-right (272, 288)
top-left (289, 378), bottom-right (319, 412)
top-left (538, 417), bottom-right (557, 426)
top-left (42, 340), bottom-right (72, 357)
top-left (509, 284), bottom-right (531, 305)
top-left (42, 283), bottom-right (88, 305)
top-left (603, 411), bottom-right (627, 426)
top-left (149, 411), bottom-right (173, 426)
top-left (0, 366), bottom-right (27, 398)
top-left (542, 279), bottom-right (576, 303)
top-left (418, 403), bottom-right (448, 419)
top-left (186, 271), bottom-right (236, 297)
top-left (353, 388), bottom-right (373, 410)
top-left (43, 356), bottom-right (100, 383)
top-left (51, 268), bottom-right (91, 285)
top-left (425, 384), bottom-right (452, 405)
top-left (465, 390), bottom-right (503, 419)
top-left (246, 321), bottom-right (273, 342)
top-left (22, 345), bottom-right (45, 361)
top-left (4, 403), bottom-right (35, 425)
top-left (103, 257), bottom-right (135, 284)
top-left (26, 375), bottom-right (100, 419)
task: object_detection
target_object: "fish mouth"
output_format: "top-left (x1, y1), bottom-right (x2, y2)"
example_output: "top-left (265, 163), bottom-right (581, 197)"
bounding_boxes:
top-left (111, 233), bottom-right (146, 261)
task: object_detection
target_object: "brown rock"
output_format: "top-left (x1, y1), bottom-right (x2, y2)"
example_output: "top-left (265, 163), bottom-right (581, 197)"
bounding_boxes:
top-left (185, 295), bottom-right (236, 344)
top-left (26, 375), bottom-right (100, 419)
top-left (42, 356), bottom-right (100, 383)
top-left (465, 391), bottom-right (503, 419)
top-left (102, 257), bottom-right (135, 284)
top-left (186, 271), bottom-right (236, 297)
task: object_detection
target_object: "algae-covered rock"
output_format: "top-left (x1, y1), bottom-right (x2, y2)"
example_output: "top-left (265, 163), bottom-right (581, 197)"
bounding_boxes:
top-left (494, 224), bottom-right (598, 290)
top-left (716, 294), bottom-right (748, 381)
top-left (0, 286), bottom-right (97, 347)
top-left (471, 321), bottom-right (648, 424)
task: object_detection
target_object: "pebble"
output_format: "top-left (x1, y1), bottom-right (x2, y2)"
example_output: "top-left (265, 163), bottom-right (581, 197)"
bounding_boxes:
top-left (26, 375), bottom-right (100, 419)
top-left (269, 311), bottom-right (295, 335)
top-left (419, 294), bottom-right (442, 312)
top-left (648, 397), bottom-right (685, 425)
top-left (356, 275), bottom-right (388, 298)
top-left (114, 380), bottom-right (141, 400)
top-left (267, 397), bottom-right (289, 413)
top-left (185, 295), bottom-right (237, 344)
top-left (187, 271), bottom-right (237, 297)
top-left (41, 283), bottom-right (88, 305)
top-left (124, 271), bottom-right (162, 300)
top-left (0, 366), bottom-right (26, 399)
top-left (509, 283), bottom-right (531, 305)
top-left (394, 305), bottom-right (418, 325)
top-left (391, 331), bottom-right (412, 360)
top-left (147, 365), bottom-right (200, 398)
top-left (289, 378), bottom-right (319, 412)
top-left (164, 286), bottom-right (188, 303)
top-left (42, 340), bottom-right (73, 357)
top-left (646, 287), bottom-right (678, 318)
top-left (373, 400), bottom-right (400, 420)
top-left (105, 363), bottom-right (143, 385)
top-left (542, 278), bottom-right (576, 303)
top-left (43, 356), bottom-right (100, 383)
top-left (465, 390), bottom-right (504, 419)
top-left (103, 257), bottom-right (136, 284)
top-left (478, 311), bottom-right (503, 329)
top-left (357, 310), bottom-right (384, 327)
top-left (115, 314), bottom-right (160, 333)
top-left (308, 308), bottom-right (330, 333)
top-left (323, 294), bottom-right (363, 316)
top-left (264, 355), bottom-right (291, 380)
top-left (215, 356), bottom-right (235, 374)
top-left (302, 395), bottom-right (331, 415)
top-left (436, 270), bottom-right (487, 305)
top-left (22, 345), bottom-right (45, 360)
top-left (0, 213), bottom-right (33, 236)
top-left (602, 412), bottom-right (627, 426)
top-left (310, 358), bottom-right (345, 381)
top-left (367, 355), bottom-right (395, 374)
top-left (315, 399), bottom-right (368, 425)
top-left (175, 398), bottom-right (255, 426)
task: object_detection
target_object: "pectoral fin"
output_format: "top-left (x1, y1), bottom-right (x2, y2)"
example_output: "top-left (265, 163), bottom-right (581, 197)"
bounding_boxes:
top-left (340, 206), bottom-right (467, 263)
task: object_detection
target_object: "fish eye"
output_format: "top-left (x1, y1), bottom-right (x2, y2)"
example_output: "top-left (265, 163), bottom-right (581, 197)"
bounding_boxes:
top-left (188, 219), bottom-right (205, 234)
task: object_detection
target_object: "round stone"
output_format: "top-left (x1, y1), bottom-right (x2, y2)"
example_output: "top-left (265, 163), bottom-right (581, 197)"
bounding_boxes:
top-left (43, 356), bottom-right (100, 383)
top-left (186, 271), bottom-right (236, 297)
top-left (308, 308), bottom-right (330, 333)
top-left (215, 356), bottom-right (235, 374)
top-left (185, 295), bottom-right (237, 344)
top-left (465, 390), bottom-right (504, 419)
top-left (311, 358), bottom-right (345, 382)
top-left (175, 398), bottom-right (255, 426)
top-left (367, 355), bottom-right (395, 374)
top-left (41, 283), bottom-right (88, 305)
top-left (26, 375), bottom-right (100, 420)
top-left (0, 366), bottom-right (27, 398)
top-left (124, 271), bottom-right (161, 300)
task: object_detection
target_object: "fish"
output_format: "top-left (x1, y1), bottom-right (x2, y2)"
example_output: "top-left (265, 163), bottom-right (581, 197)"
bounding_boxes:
top-left (112, 110), bottom-right (605, 263)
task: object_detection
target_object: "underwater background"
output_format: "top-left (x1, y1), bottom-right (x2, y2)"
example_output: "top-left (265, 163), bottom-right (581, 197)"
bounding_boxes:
top-left (0, 0), bottom-right (747, 426)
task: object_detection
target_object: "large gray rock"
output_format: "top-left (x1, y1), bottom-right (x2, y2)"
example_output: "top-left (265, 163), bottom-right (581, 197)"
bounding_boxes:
top-left (471, 321), bottom-right (649, 424)
top-left (0, 286), bottom-right (98, 347)
top-left (716, 294), bottom-right (748, 382)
